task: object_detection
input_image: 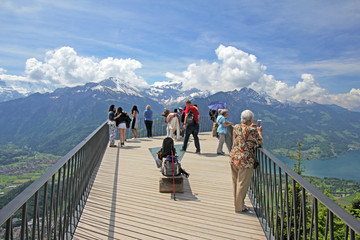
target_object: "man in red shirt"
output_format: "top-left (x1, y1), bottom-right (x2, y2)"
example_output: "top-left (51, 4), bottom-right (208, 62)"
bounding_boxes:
top-left (181, 100), bottom-right (200, 153)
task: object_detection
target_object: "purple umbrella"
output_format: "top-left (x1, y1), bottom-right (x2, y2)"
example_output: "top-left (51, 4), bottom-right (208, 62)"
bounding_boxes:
top-left (208, 101), bottom-right (227, 110)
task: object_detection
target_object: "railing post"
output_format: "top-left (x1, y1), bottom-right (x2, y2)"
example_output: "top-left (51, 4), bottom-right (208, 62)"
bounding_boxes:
top-left (20, 202), bottom-right (27, 240)
top-left (302, 188), bottom-right (306, 240)
top-left (32, 191), bottom-right (39, 240)
top-left (5, 217), bottom-right (12, 240)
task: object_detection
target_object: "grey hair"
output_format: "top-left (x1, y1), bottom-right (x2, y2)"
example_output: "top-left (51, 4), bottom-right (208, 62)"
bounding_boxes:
top-left (221, 109), bottom-right (228, 115)
top-left (241, 110), bottom-right (254, 123)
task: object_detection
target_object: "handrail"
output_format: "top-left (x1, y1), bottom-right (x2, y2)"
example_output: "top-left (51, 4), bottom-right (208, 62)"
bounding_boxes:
top-left (250, 145), bottom-right (360, 239)
top-left (226, 125), bottom-right (360, 239)
top-left (0, 121), bottom-right (109, 239)
top-left (259, 148), bottom-right (360, 235)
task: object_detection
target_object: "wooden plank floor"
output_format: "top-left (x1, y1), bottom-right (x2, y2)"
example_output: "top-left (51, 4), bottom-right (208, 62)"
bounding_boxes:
top-left (73, 132), bottom-right (266, 240)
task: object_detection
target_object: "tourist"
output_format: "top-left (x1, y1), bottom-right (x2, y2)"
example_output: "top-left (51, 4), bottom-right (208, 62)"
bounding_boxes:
top-left (229, 109), bottom-right (263, 212)
top-left (115, 107), bottom-right (128, 146)
top-left (181, 100), bottom-right (200, 153)
top-left (209, 109), bottom-right (218, 137)
top-left (108, 105), bottom-right (117, 147)
top-left (130, 105), bottom-right (139, 139)
top-left (216, 109), bottom-right (233, 155)
top-left (144, 105), bottom-right (153, 138)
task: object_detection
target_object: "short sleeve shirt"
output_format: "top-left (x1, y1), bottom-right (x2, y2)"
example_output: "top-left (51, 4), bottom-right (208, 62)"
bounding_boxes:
top-left (229, 123), bottom-right (263, 168)
top-left (216, 115), bottom-right (227, 134)
top-left (144, 109), bottom-right (153, 121)
top-left (184, 105), bottom-right (199, 122)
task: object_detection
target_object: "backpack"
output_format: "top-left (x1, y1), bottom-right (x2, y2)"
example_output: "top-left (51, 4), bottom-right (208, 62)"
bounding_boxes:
top-left (162, 154), bottom-right (181, 176)
top-left (161, 137), bottom-right (176, 158)
top-left (125, 114), bottom-right (131, 128)
top-left (186, 107), bottom-right (196, 125)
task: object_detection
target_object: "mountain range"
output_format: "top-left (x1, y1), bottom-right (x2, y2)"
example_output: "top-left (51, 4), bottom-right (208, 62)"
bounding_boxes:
top-left (0, 77), bottom-right (359, 158)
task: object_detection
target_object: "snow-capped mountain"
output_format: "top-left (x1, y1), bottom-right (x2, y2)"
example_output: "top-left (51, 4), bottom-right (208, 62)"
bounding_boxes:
top-left (1, 76), bottom-right (360, 159)
top-left (0, 80), bottom-right (26, 102)
top-left (146, 80), bottom-right (210, 105)
top-left (227, 88), bottom-right (281, 106)
top-left (91, 77), bottom-right (143, 96)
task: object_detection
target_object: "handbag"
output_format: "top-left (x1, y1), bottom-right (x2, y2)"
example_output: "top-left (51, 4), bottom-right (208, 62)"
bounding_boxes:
top-left (108, 120), bottom-right (116, 126)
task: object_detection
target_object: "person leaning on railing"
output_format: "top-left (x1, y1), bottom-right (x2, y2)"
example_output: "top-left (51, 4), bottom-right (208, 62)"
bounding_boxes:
top-left (229, 109), bottom-right (263, 213)
top-left (216, 109), bottom-right (233, 155)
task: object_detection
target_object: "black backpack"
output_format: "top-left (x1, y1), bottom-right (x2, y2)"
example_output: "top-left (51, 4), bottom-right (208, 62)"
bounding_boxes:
top-left (161, 137), bottom-right (180, 176)
top-left (186, 107), bottom-right (196, 125)
top-left (161, 137), bottom-right (176, 158)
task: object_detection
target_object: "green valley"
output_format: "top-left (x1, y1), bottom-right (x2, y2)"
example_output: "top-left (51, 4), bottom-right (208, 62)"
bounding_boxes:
top-left (0, 144), bottom-right (60, 197)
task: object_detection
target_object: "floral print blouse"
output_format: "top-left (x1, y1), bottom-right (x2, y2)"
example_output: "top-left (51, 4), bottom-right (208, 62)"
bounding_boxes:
top-left (229, 123), bottom-right (263, 168)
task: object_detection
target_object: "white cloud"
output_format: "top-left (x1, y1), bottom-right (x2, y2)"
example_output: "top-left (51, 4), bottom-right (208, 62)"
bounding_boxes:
top-left (1, 45), bottom-right (359, 111)
top-left (1, 46), bottom-right (148, 93)
top-left (165, 44), bottom-right (360, 110)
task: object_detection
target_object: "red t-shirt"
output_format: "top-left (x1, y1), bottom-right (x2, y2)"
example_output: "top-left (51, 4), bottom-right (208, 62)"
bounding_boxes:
top-left (184, 105), bottom-right (199, 122)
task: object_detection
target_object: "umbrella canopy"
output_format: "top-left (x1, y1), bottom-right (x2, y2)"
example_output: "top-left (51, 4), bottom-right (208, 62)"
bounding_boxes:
top-left (208, 101), bottom-right (227, 110)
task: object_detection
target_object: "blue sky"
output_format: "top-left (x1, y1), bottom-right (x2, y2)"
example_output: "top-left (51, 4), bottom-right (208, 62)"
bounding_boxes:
top-left (1, 0), bottom-right (360, 109)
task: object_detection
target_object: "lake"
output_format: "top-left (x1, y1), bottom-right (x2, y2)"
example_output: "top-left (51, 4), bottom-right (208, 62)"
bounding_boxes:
top-left (276, 150), bottom-right (360, 182)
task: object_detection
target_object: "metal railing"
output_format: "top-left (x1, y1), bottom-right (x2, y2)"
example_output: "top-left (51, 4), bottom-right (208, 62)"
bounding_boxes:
top-left (0, 121), bottom-right (109, 239)
top-left (249, 147), bottom-right (360, 239)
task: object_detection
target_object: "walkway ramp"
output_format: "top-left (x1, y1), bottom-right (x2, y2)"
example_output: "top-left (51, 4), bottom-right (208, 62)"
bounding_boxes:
top-left (73, 132), bottom-right (266, 239)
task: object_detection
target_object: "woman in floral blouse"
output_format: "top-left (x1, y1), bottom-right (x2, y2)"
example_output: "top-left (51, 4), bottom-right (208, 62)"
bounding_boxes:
top-left (229, 109), bottom-right (263, 212)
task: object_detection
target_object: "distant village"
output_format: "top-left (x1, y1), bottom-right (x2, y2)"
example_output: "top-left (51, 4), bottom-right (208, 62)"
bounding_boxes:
top-left (0, 157), bottom-right (58, 196)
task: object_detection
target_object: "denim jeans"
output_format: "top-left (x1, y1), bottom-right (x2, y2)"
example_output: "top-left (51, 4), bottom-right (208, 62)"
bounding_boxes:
top-left (182, 122), bottom-right (200, 152)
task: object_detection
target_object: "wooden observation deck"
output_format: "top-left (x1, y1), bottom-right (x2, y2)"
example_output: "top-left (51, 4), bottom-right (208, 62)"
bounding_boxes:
top-left (73, 132), bottom-right (266, 239)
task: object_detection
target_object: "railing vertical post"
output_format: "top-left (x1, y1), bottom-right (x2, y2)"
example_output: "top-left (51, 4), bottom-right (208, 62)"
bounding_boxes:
top-left (54, 168), bottom-right (62, 239)
top-left (302, 188), bottom-right (306, 240)
top-left (350, 229), bottom-right (355, 240)
top-left (273, 162), bottom-right (279, 239)
top-left (268, 157), bottom-right (274, 236)
top-left (20, 202), bottom-right (27, 240)
top-left (329, 211), bottom-right (334, 240)
top-left (260, 151), bottom-right (266, 222)
top-left (314, 198), bottom-right (318, 240)
top-left (285, 173), bottom-right (290, 240)
top-left (41, 181), bottom-right (48, 240)
top-left (5, 217), bottom-right (12, 240)
top-left (48, 175), bottom-right (56, 239)
top-left (279, 167), bottom-right (284, 239)
top-left (58, 165), bottom-right (64, 238)
top-left (32, 191), bottom-right (39, 240)
top-left (264, 155), bottom-right (271, 231)
top-left (68, 157), bottom-right (75, 235)
top-left (292, 180), bottom-right (297, 240)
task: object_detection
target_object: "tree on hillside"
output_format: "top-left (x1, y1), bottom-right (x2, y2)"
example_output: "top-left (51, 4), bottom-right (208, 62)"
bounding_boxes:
top-left (288, 141), bottom-right (312, 175)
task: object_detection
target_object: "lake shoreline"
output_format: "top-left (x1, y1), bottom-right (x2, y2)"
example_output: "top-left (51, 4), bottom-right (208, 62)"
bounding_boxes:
top-left (276, 149), bottom-right (360, 183)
